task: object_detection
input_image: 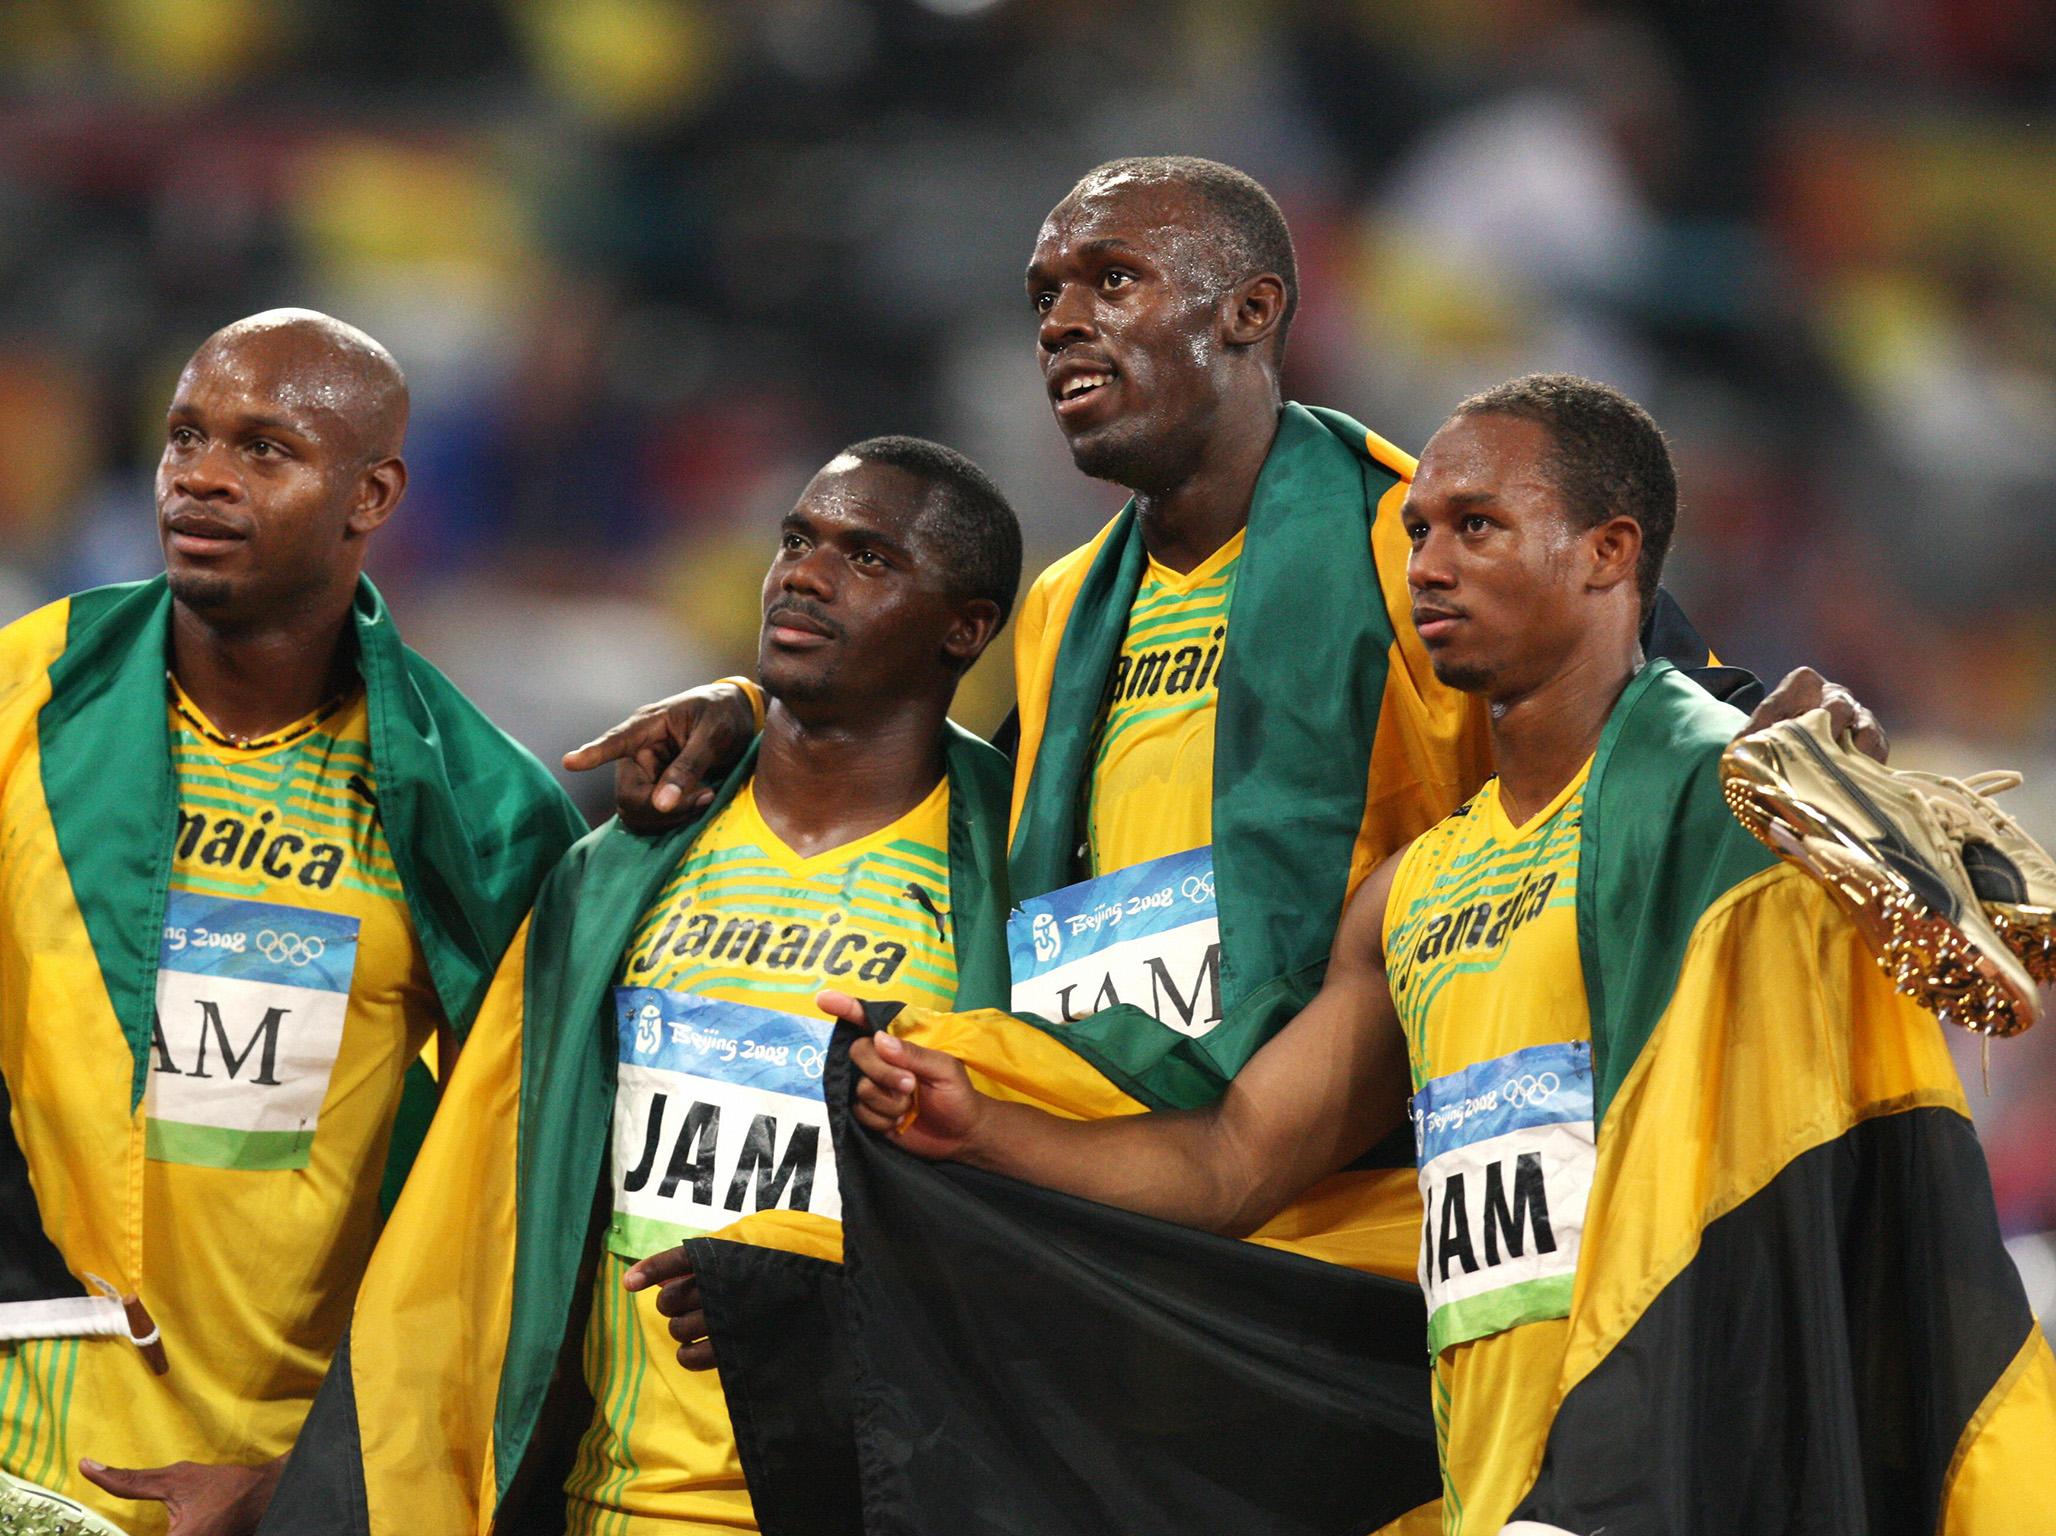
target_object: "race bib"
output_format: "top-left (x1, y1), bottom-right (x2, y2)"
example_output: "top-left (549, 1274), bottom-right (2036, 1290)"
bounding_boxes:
top-left (148, 891), bottom-right (360, 1170)
top-left (606, 991), bottom-right (837, 1259)
top-left (1007, 845), bottom-right (1222, 1038)
top-left (1412, 1039), bottom-right (1594, 1355)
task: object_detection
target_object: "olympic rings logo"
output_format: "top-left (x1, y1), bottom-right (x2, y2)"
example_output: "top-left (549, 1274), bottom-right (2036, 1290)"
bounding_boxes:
top-left (257, 929), bottom-right (325, 966)
top-left (1180, 872), bottom-right (1216, 902)
top-left (1499, 1072), bottom-right (1560, 1109)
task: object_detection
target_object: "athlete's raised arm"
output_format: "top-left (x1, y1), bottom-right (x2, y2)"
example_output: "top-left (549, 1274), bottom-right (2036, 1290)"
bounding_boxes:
top-left (838, 850), bottom-right (1413, 1236)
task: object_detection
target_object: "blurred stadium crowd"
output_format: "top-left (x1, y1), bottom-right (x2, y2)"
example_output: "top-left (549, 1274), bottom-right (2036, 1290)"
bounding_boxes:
top-left (1, 0), bottom-right (2052, 1248)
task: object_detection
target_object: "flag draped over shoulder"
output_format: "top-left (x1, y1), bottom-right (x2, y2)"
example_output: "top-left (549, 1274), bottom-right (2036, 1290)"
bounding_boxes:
top-left (1507, 661), bottom-right (2056, 1534)
top-left (0, 577), bottom-right (583, 1345)
top-left (1007, 402), bottom-right (1456, 1102)
top-left (261, 726), bottom-right (1013, 1536)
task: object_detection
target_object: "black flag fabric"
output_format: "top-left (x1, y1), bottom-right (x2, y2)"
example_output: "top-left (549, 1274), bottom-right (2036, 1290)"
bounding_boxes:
top-left (690, 1021), bottom-right (1441, 1536)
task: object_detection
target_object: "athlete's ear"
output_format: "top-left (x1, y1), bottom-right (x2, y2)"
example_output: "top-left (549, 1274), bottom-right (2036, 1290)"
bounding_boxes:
top-left (1223, 272), bottom-right (1286, 351)
top-left (1586, 514), bottom-right (1642, 597)
top-left (347, 456), bottom-right (407, 538)
top-left (942, 597), bottom-right (1003, 674)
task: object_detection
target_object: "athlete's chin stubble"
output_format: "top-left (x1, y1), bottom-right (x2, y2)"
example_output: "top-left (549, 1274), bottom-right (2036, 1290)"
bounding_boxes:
top-left (167, 569), bottom-right (237, 612)
top-left (1429, 655), bottom-right (1498, 695)
top-left (1066, 420), bottom-right (1166, 489)
top-left (758, 654), bottom-right (838, 705)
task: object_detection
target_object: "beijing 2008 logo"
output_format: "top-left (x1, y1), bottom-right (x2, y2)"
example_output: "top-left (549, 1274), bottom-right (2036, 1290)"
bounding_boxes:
top-left (1498, 1072), bottom-right (1560, 1109)
top-left (1030, 911), bottom-right (1061, 963)
top-left (257, 929), bottom-right (325, 966)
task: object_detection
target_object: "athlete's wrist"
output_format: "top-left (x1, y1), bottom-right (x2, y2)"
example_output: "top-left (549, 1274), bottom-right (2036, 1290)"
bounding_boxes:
top-left (711, 676), bottom-right (765, 734)
top-left (951, 1095), bottom-right (1032, 1176)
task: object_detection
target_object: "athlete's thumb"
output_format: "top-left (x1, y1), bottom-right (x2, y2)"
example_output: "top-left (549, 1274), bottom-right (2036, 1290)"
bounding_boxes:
top-left (80, 1459), bottom-right (172, 1501)
top-left (816, 988), bottom-right (869, 1028)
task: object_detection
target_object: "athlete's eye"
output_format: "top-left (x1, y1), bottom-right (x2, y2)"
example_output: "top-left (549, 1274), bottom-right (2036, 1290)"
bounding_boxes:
top-left (781, 533), bottom-right (810, 554)
top-left (249, 439), bottom-right (282, 458)
top-left (1461, 514), bottom-right (1494, 536)
top-left (1032, 290), bottom-right (1056, 313)
top-left (169, 425), bottom-right (200, 449)
top-left (852, 548), bottom-right (886, 569)
top-left (1101, 269), bottom-right (1134, 292)
top-left (1403, 522), bottom-right (1427, 544)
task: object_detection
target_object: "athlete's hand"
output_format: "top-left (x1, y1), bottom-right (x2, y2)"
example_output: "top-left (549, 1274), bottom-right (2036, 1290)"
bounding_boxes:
top-left (824, 990), bottom-right (988, 1161)
top-left (79, 1456), bottom-right (282, 1536)
top-left (622, 1245), bottom-right (714, 1370)
top-left (562, 682), bottom-right (758, 831)
top-left (1740, 667), bottom-right (1888, 763)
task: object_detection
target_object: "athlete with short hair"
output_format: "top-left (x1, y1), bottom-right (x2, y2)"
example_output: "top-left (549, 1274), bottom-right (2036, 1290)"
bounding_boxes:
top-left (840, 375), bottom-right (2056, 1534)
top-left (0, 311), bottom-right (583, 1536)
top-left (257, 436), bottom-right (1024, 1535)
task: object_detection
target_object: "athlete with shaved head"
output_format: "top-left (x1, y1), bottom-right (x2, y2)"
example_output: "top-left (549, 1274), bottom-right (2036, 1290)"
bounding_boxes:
top-left (0, 311), bottom-right (583, 1535)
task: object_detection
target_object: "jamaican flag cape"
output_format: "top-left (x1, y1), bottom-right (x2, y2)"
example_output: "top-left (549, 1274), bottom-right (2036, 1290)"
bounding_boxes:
top-left (1503, 661), bottom-right (2056, 1533)
top-left (262, 725), bottom-right (1013, 1536)
top-left (700, 662), bottom-right (2048, 1535)
top-left (0, 578), bottom-right (581, 1492)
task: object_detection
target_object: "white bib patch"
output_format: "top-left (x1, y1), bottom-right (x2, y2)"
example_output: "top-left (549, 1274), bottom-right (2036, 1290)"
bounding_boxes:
top-left (1412, 1039), bottom-right (1595, 1355)
top-left (147, 890), bottom-right (360, 1170)
top-left (1007, 845), bottom-right (1222, 1038)
top-left (606, 990), bottom-right (837, 1258)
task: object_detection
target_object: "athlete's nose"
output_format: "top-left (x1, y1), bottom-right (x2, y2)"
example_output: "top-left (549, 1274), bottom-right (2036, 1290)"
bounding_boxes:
top-left (170, 440), bottom-right (242, 504)
top-left (780, 540), bottom-right (837, 601)
top-left (1039, 283), bottom-right (1096, 353)
top-left (1408, 527), bottom-right (1457, 593)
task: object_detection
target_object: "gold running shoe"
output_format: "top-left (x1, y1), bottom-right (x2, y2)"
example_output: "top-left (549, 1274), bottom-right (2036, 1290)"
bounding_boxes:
top-left (1720, 708), bottom-right (2044, 1037)
top-left (0, 1471), bottom-right (131, 1536)
top-left (1895, 768), bottom-right (2056, 985)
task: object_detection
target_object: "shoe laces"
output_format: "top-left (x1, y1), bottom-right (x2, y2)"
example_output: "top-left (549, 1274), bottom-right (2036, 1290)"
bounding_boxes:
top-left (1906, 770), bottom-right (2056, 883)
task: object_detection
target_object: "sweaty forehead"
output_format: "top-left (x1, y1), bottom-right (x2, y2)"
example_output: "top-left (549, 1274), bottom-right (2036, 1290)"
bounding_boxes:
top-left (176, 321), bottom-right (404, 458)
top-left (1411, 414), bottom-right (1560, 506)
top-left (797, 458), bottom-right (935, 534)
top-left (1032, 177), bottom-right (1210, 264)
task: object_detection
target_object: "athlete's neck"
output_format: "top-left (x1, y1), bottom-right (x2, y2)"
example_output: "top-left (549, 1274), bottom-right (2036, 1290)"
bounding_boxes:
top-left (1485, 633), bottom-right (1642, 825)
top-left (753, 693), bottom-right (949, 859)
top-left (169, 594), bottom-right (359, 742)
top-left (1130, 395), bottom-right (1278, 575)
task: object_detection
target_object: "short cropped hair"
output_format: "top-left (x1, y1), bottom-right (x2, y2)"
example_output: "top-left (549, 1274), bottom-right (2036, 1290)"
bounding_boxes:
top-left (1075, 156), bottom-right (1299, 357)
top-left (845, 435), bottom-right (1023, 631)
top-left (1453, 373), bottom-right (1676, 610)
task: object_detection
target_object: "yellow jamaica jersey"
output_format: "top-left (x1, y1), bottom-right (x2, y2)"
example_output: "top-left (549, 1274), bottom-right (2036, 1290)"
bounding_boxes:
top-left (1383, 762), bottom-right (1591, 1536)
top-left (565, 774), bottom-right (959, 1536)
top-left (1085, 529), bottom-right (1242, 877)
top-left (0, 680), bottom-right (437, 1531)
